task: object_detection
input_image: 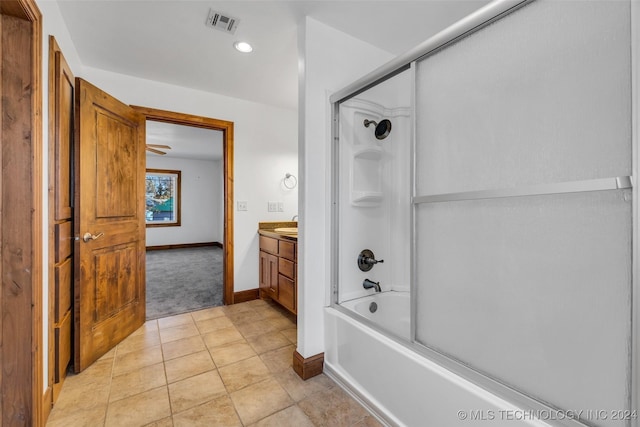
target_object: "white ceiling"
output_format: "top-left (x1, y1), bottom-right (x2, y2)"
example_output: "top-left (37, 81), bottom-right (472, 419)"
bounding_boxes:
top-left (146, 120), bottom-right (223, 161)
top-left (56, 0), bottom-right (490, 111)
top-left (58, 1), bottom-right (489, 160)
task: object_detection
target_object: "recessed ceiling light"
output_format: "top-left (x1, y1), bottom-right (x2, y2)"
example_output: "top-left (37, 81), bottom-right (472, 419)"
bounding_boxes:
top-left (234, 41), bottom-right (253, 53)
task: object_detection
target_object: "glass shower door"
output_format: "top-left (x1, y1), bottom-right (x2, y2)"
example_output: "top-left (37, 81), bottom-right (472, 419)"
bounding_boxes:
top-left (413, 1), bottom-right (633, 425)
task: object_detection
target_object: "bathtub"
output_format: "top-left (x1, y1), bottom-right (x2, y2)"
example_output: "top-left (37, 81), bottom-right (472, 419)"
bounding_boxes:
top-left (324, 305), bottom-right (554, 427)
top-left (340, 291), bottom-right (410, 340)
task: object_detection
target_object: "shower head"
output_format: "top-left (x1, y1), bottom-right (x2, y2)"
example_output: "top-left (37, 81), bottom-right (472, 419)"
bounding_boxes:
top-left (363, 118), bottom-right (392, 140)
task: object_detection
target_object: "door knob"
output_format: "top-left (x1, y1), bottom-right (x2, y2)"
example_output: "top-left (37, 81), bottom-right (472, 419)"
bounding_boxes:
top-left (83, 232), bottom-right (104, 243)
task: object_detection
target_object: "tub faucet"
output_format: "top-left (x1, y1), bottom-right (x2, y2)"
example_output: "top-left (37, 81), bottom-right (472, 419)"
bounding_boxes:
top-left (363, 278), bottom-right (381, 293)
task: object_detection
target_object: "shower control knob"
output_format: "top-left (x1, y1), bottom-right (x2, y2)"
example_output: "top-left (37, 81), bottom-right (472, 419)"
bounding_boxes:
top-left (357, 249), bottom-right (384, 272)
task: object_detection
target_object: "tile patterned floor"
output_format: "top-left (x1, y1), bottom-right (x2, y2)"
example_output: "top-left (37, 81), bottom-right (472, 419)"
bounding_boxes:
top-left (46, 299), bottom-right (383, 427)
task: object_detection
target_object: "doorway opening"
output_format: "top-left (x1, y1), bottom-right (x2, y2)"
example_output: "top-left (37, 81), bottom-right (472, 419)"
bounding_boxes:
top-left (132, 106), bottom-right (235, 307)
top-left (144, 121), bottom-right (225, 319)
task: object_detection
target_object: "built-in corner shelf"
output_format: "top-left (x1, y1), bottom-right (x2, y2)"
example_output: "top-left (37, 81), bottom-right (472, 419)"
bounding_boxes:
top-left (351, 147), bottom-right (383, 207)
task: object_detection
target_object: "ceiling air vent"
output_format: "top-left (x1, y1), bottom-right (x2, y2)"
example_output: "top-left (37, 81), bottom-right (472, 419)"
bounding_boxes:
top-left (205, 9), bottom-right (239, 35)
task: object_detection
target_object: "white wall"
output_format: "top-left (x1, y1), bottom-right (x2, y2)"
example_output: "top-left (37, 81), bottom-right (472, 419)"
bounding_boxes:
top-left (37, 0), bottom-right (298, 392)
top-left (82, 66), bottom-right (298, 293)
top-left (145, 156), bottom-right (222, 247)
top-left (297, 17), bottom-right (394, 358)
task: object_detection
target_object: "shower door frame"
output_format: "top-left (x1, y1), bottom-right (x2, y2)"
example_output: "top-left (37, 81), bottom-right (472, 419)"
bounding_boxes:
top-left (329, 0), bottom-right (640, 425)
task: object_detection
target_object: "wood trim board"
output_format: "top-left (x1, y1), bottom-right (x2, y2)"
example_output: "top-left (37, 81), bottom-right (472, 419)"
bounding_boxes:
top-left (0, 0), bottom-right (43, 424)
top-left (293, 351), bottom-right (324, 380)
top-left (146, 242), bottom-right (222, 251)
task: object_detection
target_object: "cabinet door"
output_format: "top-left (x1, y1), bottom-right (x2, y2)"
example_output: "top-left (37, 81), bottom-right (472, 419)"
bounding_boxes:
top-left (278, 274), bottom-right (296, 314)
top-left (259, 251), bottom-right (278, 299)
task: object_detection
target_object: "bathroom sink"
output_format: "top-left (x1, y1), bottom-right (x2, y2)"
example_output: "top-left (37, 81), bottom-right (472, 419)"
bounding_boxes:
top-left (274, 227), bottom-right (298, 235)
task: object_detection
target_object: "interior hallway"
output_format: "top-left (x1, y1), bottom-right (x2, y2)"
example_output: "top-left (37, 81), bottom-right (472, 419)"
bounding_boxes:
top-left (46, 299), bottom-right (381, 426)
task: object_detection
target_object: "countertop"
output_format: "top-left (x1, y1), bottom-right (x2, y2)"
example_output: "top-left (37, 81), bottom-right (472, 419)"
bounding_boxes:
top-left (258, 221), bottom-right (298, 241)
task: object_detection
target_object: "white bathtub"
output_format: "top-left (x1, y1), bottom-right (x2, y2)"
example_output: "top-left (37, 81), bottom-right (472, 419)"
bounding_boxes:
top-left (324, 306), bottom-right (554, 427)
top-left (340, 291), bottom-right (410, 340)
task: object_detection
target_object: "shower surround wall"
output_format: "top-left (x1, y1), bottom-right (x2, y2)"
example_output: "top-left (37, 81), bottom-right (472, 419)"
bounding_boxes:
top-left (326, 1), bottom-right (638, 426)
top-left (337, 71), bottom-right (411, 303)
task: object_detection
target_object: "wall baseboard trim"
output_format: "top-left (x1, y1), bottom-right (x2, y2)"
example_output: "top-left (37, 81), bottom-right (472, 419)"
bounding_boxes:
top-left (146, 242), bottom-right (222, 251)
top-left (42, 387), bottom-right (52, 423)
top-left (233, 288), bottom-right (259, 304)
top-left (293, 351), bottom-right (324, 380)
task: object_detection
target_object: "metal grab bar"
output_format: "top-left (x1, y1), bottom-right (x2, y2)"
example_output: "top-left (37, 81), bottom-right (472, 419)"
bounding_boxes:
top-left (413, 176), bottom-right (632, 204)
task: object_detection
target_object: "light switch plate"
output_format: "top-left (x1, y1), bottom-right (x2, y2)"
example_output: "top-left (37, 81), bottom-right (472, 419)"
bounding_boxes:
top-left (268, 201), bottom-right (278, 212)
top-left (277, 201), bottom-right (284, 212)
top-left (237, 201), bottom-right (248, 211)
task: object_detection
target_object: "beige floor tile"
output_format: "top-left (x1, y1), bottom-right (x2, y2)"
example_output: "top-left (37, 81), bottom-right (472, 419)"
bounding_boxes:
top-left (209, 341), bottom-right (256, 368)
top-left (225, 309), bottom-right (264, 325)
top-left (218, 356), bottom-right (271, 393)
top-left (253, 306), bottom-right (288, 320)
top-left (172, 395), bottom-right (242, 427)
top-left (280, 328), bottom-right (297, 344)
top-left (109, 363), bottom-right (167, 402)
top-left (235, 321), bottom-right (278, 339)
top-left (130, 320), bottom-right (159, 337)
top-left (162, 335), bottom-right (206, 361)
top-left (117, 331), bottom-right (162, 355)
top-left (191, 306), bottom-right (226, 322)
top-left (159, 322), bottom-right (200, 344)
top-left (264, 315), bottom-right (297, 332)
top-left (144, 417), bottom-right (174, 427)
top-left (222, 302), bottom-right (255, 315)
top-left (105, 386), bottom-right (171, 427)
top-left (168, 370), bottom-right (227, 413)
top-left (274, 371), bottom-right (335, 402)
top-left (260, 345), bottom-right (294, 373)
top-left (52, 361), bottom-right (112, 413)
top-left (46, 406), bottom-right (107, 427)
top-left (113, 344), bottom-right (163, 376)
top-left (61, 357), bottom-right (113, 390)
top-left (202, 326), bottom-right (244, 349)
top-left (195, 315), bottom-right (233, 334)
top-left (99, 346), bottom-right (117, 361)
top-left (47, 307), bottom-right (371, 427)
top-left (243, 298), bottom-right (269, 308)
top-left (246, 331), bottom-right (291, 354)
top-left (165, 350), bottom-right (215, 384)
top-left (157, 312), bottom-right (194, 329)
top-left (51, 381), bottom-right (111, 414)
top-left (352, 415), bottom-right (385, 427)
top-left (249, 405), bottom-right (315, 427)
top-left (298, 386), bottom-right (370, 426)
top-left (229, 377), bottom-right (293, 425)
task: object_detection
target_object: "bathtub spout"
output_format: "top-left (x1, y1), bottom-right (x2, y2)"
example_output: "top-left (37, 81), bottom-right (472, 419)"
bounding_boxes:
top-left (363, 279), bottom-right (381, 293)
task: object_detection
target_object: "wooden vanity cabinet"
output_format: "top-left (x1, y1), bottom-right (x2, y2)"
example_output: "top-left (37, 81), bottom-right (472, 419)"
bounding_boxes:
top-left (259, 234), bottom-right (297, 314)
top-left (259, 250), bottom-right (278, 299)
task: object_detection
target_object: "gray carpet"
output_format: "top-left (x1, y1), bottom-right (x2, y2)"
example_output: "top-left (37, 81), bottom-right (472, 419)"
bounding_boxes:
top-left (146, 247), bottom-right (224, 320)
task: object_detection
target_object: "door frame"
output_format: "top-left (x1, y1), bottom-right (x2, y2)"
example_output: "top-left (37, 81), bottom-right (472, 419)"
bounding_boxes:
top-left (0, 0), bottom-right (44, 424)
top-left (132, 106), bottom-right (235, 305)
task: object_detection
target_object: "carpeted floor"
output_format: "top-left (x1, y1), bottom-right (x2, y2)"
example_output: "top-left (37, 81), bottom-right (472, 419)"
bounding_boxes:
top-left (145, 246), bottom-right (224, 320)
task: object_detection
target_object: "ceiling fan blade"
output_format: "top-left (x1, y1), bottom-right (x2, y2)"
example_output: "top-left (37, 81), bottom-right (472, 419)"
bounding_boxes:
top-left (146, 144), bottom-right (171, 149)
top-left (146, 147), bottom-right (166, 155)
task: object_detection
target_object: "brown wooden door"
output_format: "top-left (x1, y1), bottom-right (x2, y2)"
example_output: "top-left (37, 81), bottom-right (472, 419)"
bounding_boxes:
top-left (49, 36), bottom-right (75, 401)
top-left (74, 78), bottom-right (146, 372)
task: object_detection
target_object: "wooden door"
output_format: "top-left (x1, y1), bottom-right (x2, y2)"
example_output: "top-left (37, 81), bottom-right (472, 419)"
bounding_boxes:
top-left (49, 36), bottom-right (75, 402)
top-left (74, 78), bottom-right (146, 372)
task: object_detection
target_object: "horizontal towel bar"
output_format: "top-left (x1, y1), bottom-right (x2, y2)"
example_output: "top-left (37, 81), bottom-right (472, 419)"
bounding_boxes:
top-left (413, 176), bottom-right (633, 204)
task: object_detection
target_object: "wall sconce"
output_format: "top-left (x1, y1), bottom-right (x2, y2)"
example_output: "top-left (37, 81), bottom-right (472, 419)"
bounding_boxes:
top-left (283, 173), bottom-right (297, 189)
